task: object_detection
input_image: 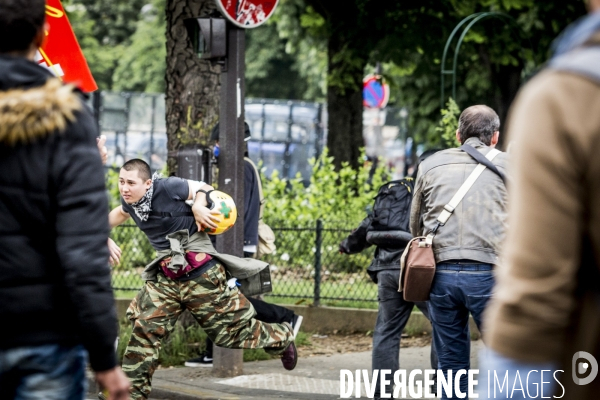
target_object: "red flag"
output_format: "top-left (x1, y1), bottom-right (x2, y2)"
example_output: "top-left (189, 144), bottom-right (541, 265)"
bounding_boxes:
top-left (38, 0), bottom-right (97, 92)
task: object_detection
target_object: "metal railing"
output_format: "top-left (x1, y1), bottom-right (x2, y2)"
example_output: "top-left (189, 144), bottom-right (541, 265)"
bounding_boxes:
top-left (110, 220), bottom-right (378, 307)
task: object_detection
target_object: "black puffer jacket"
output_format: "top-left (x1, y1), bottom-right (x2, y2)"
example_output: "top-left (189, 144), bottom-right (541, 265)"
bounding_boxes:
top-left (0, 55), bottom-right (117, 372)
top-left (339, 214), bottom-right (407, 284)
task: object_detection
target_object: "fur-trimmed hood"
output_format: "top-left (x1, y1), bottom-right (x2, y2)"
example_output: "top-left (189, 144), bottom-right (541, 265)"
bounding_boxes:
top-left (0, 55), bottom-right (81, 146)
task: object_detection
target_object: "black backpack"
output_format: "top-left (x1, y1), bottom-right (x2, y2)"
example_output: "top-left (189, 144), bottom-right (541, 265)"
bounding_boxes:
top-left (366, 178), bottom-right (414, 248)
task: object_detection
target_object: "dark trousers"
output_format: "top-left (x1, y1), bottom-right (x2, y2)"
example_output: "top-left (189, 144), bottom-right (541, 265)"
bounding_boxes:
top-left (204, 296), bottom-right (295, 357)
top-left (372, 269), bottom-right (438, 399)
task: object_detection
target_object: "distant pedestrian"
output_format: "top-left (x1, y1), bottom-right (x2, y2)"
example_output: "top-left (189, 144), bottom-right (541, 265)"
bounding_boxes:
top-left (411, 105), bottom-right (508, 399)
top-left (0, 1), bottom-right (129, 399)
top-left (339, 151), bottom-right (439, 400)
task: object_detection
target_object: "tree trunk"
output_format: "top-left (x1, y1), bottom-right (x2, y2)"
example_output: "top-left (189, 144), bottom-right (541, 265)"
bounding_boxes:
top-left (491, 64), bottom-right (521, 149)
top-left (477, 45), bottom-right (522, 150)
top-left (326, 35), bottom-right (365, 171)
top-left (165, 0), bottom-right (221, 174)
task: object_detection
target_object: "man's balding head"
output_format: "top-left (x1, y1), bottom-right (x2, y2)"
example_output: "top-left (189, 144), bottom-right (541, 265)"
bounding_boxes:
top-left (457, 105), bottom-right (500, 146)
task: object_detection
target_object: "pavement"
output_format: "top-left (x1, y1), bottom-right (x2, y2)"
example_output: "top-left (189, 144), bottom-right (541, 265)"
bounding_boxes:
top-left (89, 340), bottom-right (484, 400)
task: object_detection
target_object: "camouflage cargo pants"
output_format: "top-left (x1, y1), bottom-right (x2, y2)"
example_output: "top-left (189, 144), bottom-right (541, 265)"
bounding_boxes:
top-left (123, 262), bottom-right (293, 400)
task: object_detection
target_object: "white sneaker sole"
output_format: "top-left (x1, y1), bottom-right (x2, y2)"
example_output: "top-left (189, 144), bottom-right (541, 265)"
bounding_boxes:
top-left (292, 315), bottom-right (303, 339)
top-left (184, 361), bottom-right (213, 367)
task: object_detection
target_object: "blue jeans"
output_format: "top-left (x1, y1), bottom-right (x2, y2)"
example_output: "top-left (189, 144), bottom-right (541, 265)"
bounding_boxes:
top-left (372, 269), bottom-right (437, 399)
top-left (428, 262), bottom-right (495, 400)
top-left (0, 344), bottom-right (88, 400)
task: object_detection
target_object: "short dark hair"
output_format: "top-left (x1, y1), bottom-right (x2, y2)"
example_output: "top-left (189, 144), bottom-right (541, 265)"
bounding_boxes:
top-left (457, 105), bottom-right (500, 145)
top-left (121, 159), bottom-right (151, 182)
top-left (0, 0), bottom-right (46, 53)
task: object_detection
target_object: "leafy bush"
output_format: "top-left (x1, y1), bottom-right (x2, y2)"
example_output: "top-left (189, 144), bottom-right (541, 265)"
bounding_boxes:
top-left (436, 98), bottom-right (461, 149)
top-left (261, 149), bottom-right (389, 273)
top-left (106, 148), bottom-right (397, 280)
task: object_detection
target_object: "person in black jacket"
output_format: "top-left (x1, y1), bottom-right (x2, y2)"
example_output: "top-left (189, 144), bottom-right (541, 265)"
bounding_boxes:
top-left (339, 151), bottom-right (439, 400)
top-left (0, 1), bottom-right (129, 399)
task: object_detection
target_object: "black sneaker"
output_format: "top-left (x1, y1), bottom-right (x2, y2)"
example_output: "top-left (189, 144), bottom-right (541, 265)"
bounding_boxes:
top-left (290, 315), bottom-right (303, 339)
top-left (185, 354), bottom-right (213, 367)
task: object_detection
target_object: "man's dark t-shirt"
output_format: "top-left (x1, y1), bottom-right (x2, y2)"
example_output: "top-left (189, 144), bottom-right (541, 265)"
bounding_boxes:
top-left (121, 177), bottom-right (198, 250)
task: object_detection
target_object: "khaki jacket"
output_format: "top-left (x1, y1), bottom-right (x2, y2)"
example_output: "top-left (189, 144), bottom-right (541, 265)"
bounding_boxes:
top-left (410, 137), bottom-right (509, 264)
top-left (484, 50), bottom-right (600, 398)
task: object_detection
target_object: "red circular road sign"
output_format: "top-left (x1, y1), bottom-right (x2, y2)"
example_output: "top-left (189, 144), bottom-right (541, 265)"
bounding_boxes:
top-left (363, 75), bottom-right (390, 109)
top-left (215, 0), bottom-right (279, 29)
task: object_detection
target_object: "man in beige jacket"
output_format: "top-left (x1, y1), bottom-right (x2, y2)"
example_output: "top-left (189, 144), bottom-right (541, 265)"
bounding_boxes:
top-left (481, 1), bottom-right (600, 399)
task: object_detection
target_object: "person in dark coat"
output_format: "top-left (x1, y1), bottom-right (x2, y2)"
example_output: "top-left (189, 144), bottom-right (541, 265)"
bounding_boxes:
top-left (339, 150), bottom-right (439, 400)
top-left (0, 1), bottom-right (129, 398)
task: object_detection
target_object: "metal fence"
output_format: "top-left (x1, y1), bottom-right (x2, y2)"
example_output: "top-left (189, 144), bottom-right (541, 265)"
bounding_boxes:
top-left (110, 220), bottom-right (378, 308)
top-left (92, 91), bottom-right (412, 182)
top-left (92, 92), bottom-right (328, 182)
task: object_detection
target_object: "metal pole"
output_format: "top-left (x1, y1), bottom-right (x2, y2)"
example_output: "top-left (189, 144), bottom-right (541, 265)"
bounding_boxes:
top-left (149, 95), bottom-right (156, 171)
top-left (314, 103), bottom-right (323, 159)
top-left (314, 219), bottom-right (323, 307)
top-left (283, 101), bottom-right (293, 180)
top-left (123, 94), bottom-right (131, 164)
top-left (260, 99), bottom-right (266, 161)
top-left (440, 12), bottom-right (528, 109)
top-left (213, 22), bottom-right (245, 378)
top-left (440, 13), bottom-right (479, 109)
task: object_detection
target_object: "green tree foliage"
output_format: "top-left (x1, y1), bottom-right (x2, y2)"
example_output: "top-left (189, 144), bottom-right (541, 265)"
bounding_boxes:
top-left (72, 0), bottom-right (147, 45)
top-left (64, 2), bottom-right (123, 90)
top-left (269, 0), bottom-right (327, 101)
top-left (68, 0), bottom-right (587, 151)
top-left (245, 22), bottom-right (309, 99)
top-left (112, 0), bottom-right (167, 92)
top-left (381, 0), bottom-right (586, 147)
top-left (64, 0), bottom-right (165, 91)
top-left (270, 0), bottom-right (586, 152)
top-left (437, 99), bottom-right (461, 148)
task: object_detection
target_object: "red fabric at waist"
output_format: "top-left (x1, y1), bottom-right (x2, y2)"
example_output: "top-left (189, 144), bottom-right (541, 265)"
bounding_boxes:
top-left (160, 252), bottom-right (213, 280)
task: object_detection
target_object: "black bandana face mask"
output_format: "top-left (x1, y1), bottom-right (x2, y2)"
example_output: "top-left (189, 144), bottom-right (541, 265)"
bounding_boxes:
top-left (130, 172), bottom-right (161, 221)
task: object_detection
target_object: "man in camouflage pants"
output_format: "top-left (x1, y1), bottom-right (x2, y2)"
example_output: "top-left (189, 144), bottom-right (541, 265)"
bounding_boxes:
top-left (108, 159), bottom-right (296, 400)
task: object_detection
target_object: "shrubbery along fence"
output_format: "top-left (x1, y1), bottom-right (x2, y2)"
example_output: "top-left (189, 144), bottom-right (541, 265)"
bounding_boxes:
top-left (110, 219), bottom-right (378, 308)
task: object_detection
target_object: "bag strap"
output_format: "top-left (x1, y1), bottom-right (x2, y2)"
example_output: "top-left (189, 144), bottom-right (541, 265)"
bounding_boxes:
top-left (244, 157), bottom-right (265, 220)
top-left (460, 144), bottom-right (506, 184)
top-left (425, 148), bottom-right (501, 245)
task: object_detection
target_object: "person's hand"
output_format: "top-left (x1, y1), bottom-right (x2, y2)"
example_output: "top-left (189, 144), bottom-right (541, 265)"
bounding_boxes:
top-left (108, 238), bottom-right (122, 266)
top-left (339, 242), bottom-right (348, 254)
top-left (159, 257), bottom-right (172, 268)
top-left (95, 367), bottom-right (130, 400)
top-left (97, 135), bottom-right (108, 165)
top-left (191, 203), bottom-right (221, 232)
